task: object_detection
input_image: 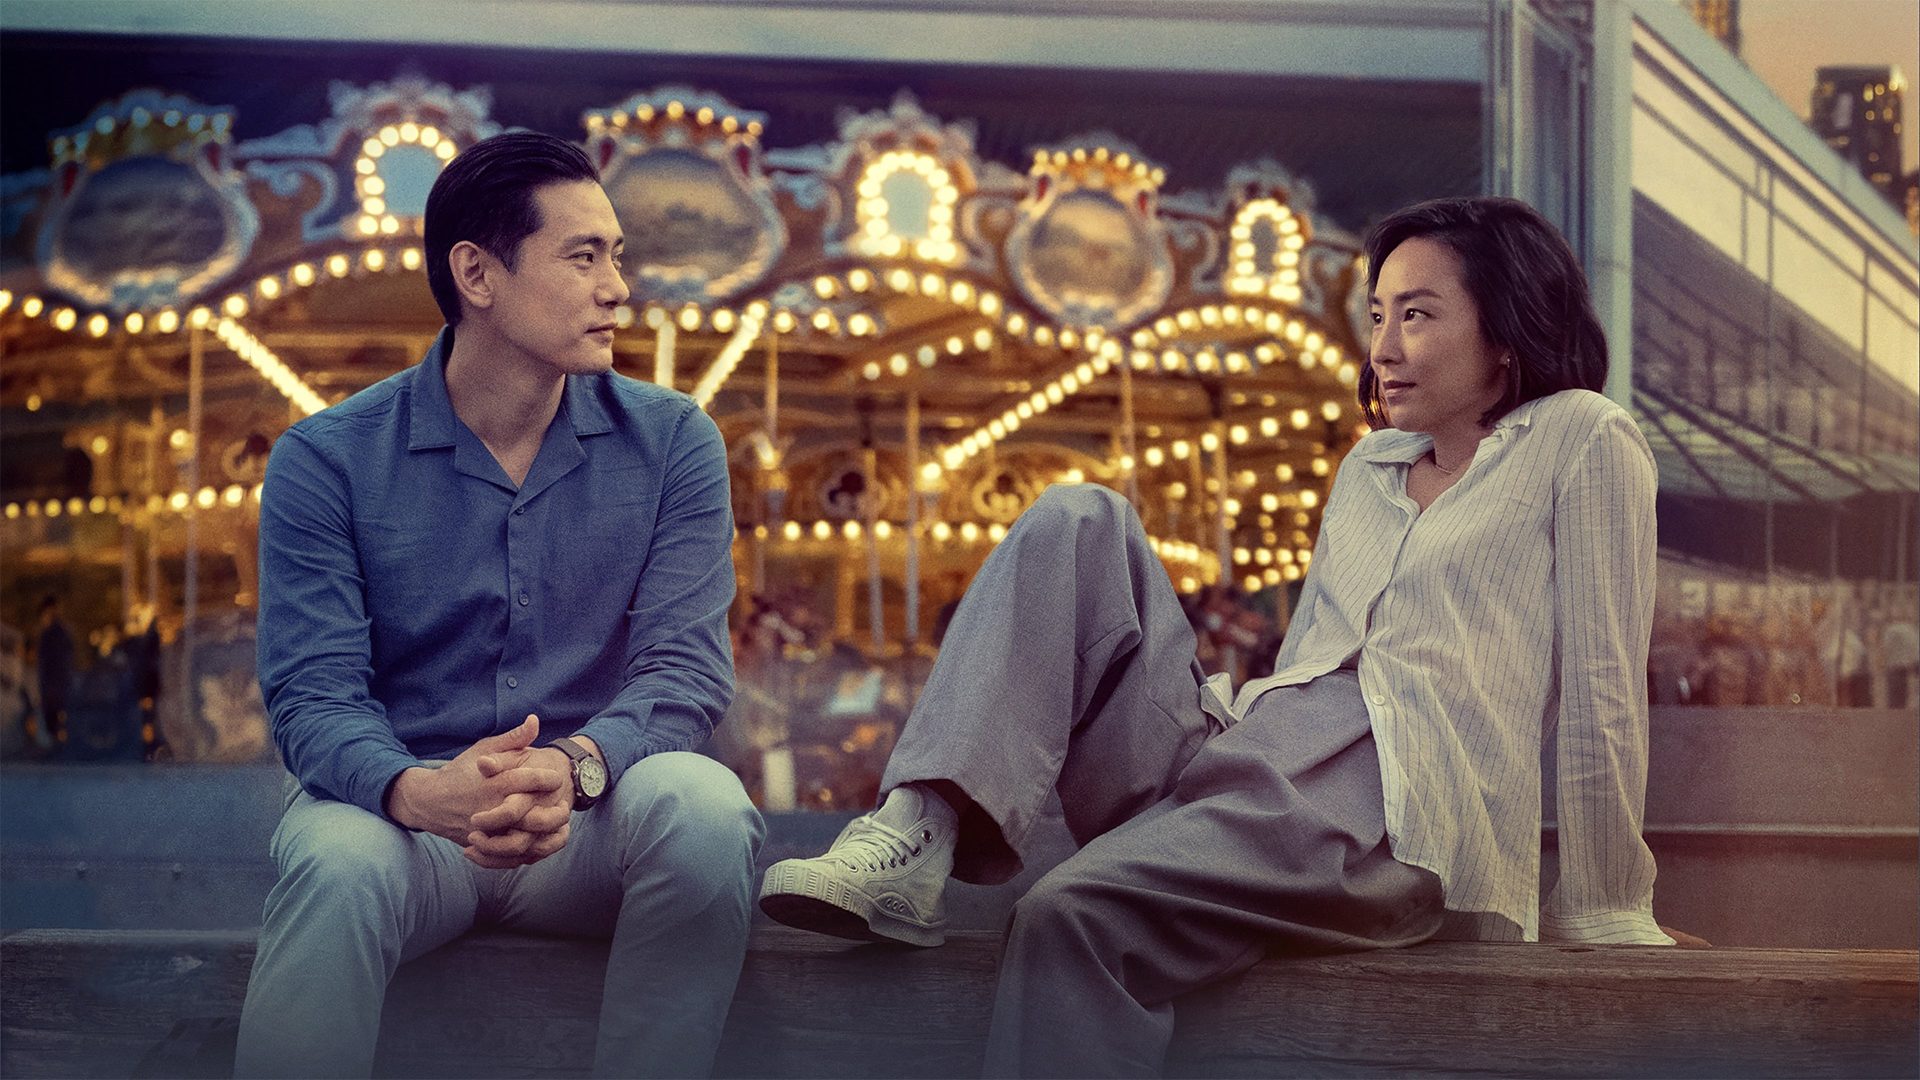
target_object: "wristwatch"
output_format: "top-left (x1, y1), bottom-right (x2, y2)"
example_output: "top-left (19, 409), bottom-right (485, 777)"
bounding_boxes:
top-left (550, 736), bottom-right (609, 810)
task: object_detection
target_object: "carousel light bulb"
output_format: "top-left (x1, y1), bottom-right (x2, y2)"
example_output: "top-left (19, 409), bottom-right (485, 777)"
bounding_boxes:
top-left (1229, 425), bottom-right (1249, 444)
top-left (380, 216), bottom-right (400, 235)
top-left (328, 254), bottom-right (350, 277)
top-left (1300, 490), bottom-right (1320, 508)
top-left (946, 336), bottom-right (964, 356)
top-left (847, 268), bottom-right (873, 291)
top-left (960, 522), bottom-right (981, 542)
top-left (358, 216), bottom-right (379, 236)
top-left (22, 296), bottom-right (44, 318)
top-left (196, 487), bottom-right (218, 509)
top-left (379, 125), bottom-right (401, 146)
top-left (931, 521), bottom-right (953, 541)
top-left (364, 250), bottom-right (386, 271)
top-left (53, 308), bottom-right (77, 331)
top-left (874, 521), bottom-right (893, 540)
top-left (1322, 401), bottom-right (1342, 422)
top-left (921, 462), bottom-right (942, 483)
top-left (1276, 464), bottom-right (1294, 482)
top-left (156, 310), bottom-right (180, 333)
top-left (420, 126), bottom-right (442, 147)
top-left (812, 520), bottom-right (832, 540)
top-left (1200, 432), bottom-right (1221, 453)
top-left (223, 485), bottom-right (244, 507)
top-left (1144, 447), bottom-right (1165, 468)
top-left (783, 522), bottom-right (802, 541)
top-left (124, 313), bottom-right (144, 334)
top-left (1171, 441), bottom-right (1190, 460)
top-left (843, 520), bottom-right (861, 540)
top-left (886, 356), bottom-right (907, 377)
top-left (434, 141), bottom-right (456, 161)
top-left (813, 276), bottom-right (837, 299)
top-left (1290, 408), bottom-right (1310, 429)
top-left (978, 293), bottom-right (1001, 317)
top-left (772, 310), bottom-right (797, 333)
top-left (401, 248), bottom-right (423, 270)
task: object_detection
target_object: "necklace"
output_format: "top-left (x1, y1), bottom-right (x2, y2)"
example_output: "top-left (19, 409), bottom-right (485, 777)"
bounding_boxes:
top-left (1428, 450), bottom-right (1458, 475)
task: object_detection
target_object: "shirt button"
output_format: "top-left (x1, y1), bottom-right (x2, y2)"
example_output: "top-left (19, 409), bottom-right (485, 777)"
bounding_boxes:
top-left (518, 592), bottom-right (530, 607)
top-left (1370, 693), bottom-right (1386, 705)
top-left (514, 507), bottom-right (526, 516)
top-left (507, 676), bottom-right (519, 689)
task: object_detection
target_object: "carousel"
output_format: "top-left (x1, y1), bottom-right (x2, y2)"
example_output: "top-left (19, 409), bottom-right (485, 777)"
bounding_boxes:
top-left (0, 77), bottom-right (1372, 797)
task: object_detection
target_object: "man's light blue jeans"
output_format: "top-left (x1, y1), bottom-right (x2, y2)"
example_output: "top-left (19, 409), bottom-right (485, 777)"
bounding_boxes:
top-left (234, 752), bottom-right (763, 1078)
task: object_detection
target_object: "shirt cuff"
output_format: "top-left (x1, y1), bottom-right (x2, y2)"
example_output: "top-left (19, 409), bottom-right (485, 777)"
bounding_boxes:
top-left (347, 748), bottom-right (427, 825)
top-left (577, 716), bottom-right (648, 788)
top-left (1540, 908), bottom-right (1675, 946)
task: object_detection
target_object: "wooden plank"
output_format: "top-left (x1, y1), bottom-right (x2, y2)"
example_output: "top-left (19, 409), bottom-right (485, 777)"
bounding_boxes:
top-left (4, 929), bottom-right (1914, 1079)
top-left (1169, 942), bottom-right (1920, 1079)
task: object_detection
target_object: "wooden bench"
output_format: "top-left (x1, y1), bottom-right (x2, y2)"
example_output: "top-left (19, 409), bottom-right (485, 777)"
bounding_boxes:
top-left (3, 927), bottom-right (1914, 1078)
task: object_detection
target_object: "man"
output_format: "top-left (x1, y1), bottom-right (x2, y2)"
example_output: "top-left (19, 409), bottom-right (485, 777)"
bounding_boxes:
top-left (235, 131), bottom-right (762, 1078)
top-left (34, 595), bottom-right (72, 751)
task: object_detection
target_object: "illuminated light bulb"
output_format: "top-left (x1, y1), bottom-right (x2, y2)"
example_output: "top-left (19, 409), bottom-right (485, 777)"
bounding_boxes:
top-left (124, 312), bottom-right (145, 334)
top-left (812, 520), bottom-right (832, 540)
top-left (53, 307), bottom-right (78, 331)
top-left (988, 523), bottom-right (1008, 542)
top-left (363, 250), bottom-right (386, 272)
top-left (782, 521), bottom-right (802, 541)
top-left (401, 248), bottom-right (423, 270)
top-left (1300, 490), bottom-right (1320, 509)
top-left (888, 355), bottom-right (909, 377)
top-left (932, 521), bottom-right (953, 541)
top-left (921, 462), bottom-right (942, 483)
top-left (1200, 432), bottom-right (1221, 453)
top-left (1290, 409), bottom-right (1311, 429)
top-left (1276, 464), bottom-right (1295, 482)
top-left (380, 216), bottom-right (400, 235)
top-left (1144, 447), bottom-right (1165, 468)
top-left (960, 522), bottom-right (981, 542)
top-left (1230, 425), bottom-right (1249, 444)
top-left (1171, 441), bottom-right (1190, 461)
top-left (223, 485), bottom-right (245, 507)
top-left (156, 310), bottom-right (180, 333)
top-left (843, 520), bottom-right (862, 540)
top-left (946, 336), bottom-right (964, 356)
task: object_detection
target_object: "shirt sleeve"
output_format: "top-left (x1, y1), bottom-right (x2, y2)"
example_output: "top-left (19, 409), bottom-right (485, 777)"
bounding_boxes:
top-left (1540, 408), bottom-right (1674, 946)
top-left (576, 402), bottom-right (737, 781)
top-left (256, 428), bottom-right (421, 819)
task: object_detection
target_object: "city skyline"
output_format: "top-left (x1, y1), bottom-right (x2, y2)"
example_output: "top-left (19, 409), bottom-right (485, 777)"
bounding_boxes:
top-left (1740, 0), bottom-right (1919, 175)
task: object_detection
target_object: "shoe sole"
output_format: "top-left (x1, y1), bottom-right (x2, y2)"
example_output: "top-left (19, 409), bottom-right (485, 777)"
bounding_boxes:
top-left (758, 863), bottom-right (946, 948)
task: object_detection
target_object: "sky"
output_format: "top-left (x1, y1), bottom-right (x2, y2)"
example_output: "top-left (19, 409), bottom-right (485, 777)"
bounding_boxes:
top-left (1738, 0), bottom-right (1920, 174)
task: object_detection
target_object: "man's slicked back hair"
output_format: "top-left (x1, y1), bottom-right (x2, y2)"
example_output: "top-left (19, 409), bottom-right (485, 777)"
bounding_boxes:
top-left (423, 130), bottom-right (600, 325)
top-left (1358, 196), bottom-right (1609, 430)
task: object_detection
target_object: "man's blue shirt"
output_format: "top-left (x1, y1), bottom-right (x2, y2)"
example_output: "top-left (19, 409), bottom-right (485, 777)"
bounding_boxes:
top-left (256, 329), bottom-right (736, 818)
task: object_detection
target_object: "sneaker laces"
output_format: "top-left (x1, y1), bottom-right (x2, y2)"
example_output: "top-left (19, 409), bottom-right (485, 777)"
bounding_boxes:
top-left (826, 817), bottom-right (926, 873)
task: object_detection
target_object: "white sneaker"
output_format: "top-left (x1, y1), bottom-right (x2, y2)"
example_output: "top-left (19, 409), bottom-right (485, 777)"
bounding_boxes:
top-left (759, 787), bottom-right (956, 947)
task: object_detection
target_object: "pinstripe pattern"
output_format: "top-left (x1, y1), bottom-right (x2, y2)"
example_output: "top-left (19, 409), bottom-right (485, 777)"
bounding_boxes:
top-left (1233, 389), bottom-right (1671, 945)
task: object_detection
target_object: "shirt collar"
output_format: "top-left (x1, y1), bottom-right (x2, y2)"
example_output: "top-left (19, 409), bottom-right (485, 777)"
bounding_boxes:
top-left (407, 327), bottom-right (617, 450)
top-left (1352, 396), bottom-right (1544, 466)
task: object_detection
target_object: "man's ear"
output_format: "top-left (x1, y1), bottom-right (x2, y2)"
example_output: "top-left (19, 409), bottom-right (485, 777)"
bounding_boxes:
top-left (448, 240), bottom-right (495, 315)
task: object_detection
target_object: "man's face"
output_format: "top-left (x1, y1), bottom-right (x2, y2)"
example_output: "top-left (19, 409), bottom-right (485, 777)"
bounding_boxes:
top-left (488, 181), bottom-right (630, 376)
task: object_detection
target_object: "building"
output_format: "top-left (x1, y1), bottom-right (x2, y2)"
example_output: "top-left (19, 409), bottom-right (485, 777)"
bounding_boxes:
top-left (1810, 65), bottom-right (1908, 200)
top-left (1687, 0), bottom-right (1741, 57)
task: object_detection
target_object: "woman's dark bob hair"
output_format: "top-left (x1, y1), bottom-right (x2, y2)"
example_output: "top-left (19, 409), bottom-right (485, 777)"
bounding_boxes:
top-left (1358, 196), bottom-right (1609, 429)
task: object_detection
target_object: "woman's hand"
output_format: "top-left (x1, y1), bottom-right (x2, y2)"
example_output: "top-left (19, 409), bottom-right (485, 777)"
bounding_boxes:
top-left (1660, 925), bottom-right (1712, 948)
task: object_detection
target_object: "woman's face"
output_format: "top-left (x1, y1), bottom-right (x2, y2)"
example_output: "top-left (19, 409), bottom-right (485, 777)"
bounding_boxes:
top-left (1367, 236), bottom-right (1508, 438)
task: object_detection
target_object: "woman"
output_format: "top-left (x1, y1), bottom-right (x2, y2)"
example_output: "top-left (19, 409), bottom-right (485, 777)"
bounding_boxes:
top-left (760, 196), bottom-right (1690, 1077)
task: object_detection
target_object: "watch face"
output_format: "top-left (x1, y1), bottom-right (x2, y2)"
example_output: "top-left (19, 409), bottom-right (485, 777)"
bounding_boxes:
top-left (579, 756), bottom-right (609, 798)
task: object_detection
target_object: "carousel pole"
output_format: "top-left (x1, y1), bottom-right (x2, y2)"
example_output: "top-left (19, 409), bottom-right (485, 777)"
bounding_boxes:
top-left (181, 323), bottom-right (204, 752)
top-left (1120, 360), bottom-right (1141, 508)
top-left (860, 403), bottom-right (884, 655)
top-left (1211, 419), bottom-right (1230, 583)
top-left (754, 333), bottom-right (778, 594)
top-left (652, 314), bottom-right (677, 388)
top-left (146, 404), bottom-right (161, 618)
top-left (904, 392), bottom-right (921, 647)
